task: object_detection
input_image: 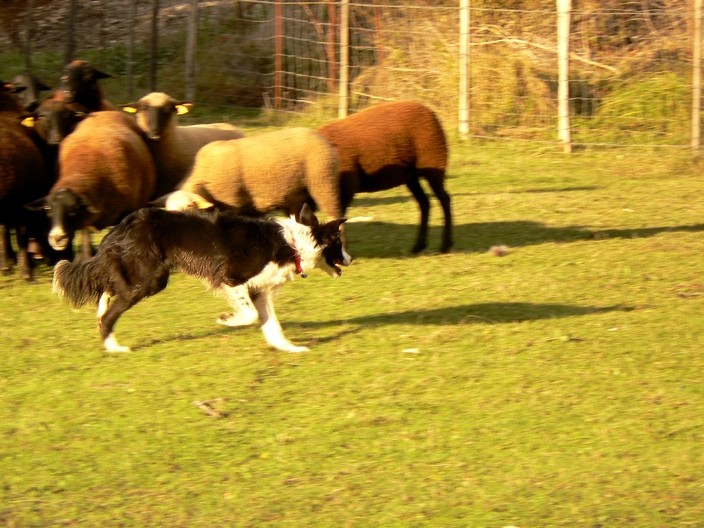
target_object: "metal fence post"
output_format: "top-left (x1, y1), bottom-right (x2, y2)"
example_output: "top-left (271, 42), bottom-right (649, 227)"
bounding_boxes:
top-left (557, 0), bottom-right (572, 153)
top-left (693, 0), bottom-right (702, 149)
top-left (459, 0), bottom-right (470, 138)
top-left (338, 0), bottom-right (349, 119)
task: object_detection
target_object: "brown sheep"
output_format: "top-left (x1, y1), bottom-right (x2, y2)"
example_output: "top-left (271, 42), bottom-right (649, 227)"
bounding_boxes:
top-left (28, 111), bottom-right (156, 253)
top-left (318, 100), bottom-right (452, 253)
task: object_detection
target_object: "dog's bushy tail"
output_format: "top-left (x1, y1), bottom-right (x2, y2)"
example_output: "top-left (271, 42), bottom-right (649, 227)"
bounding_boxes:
top-left (52, 257), bottom-right (107, 308)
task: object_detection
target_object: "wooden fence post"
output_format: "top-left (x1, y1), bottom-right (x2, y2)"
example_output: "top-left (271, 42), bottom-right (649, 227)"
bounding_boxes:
top-left (274, 0), bottom-right (283, 109)
top-left (693, 0), bottom-right (702, 149)
top-left (149, 0), bottom-right (159, 92)
top-left (185, 0), bottom-right (198, 102)
top-left (338, 0), bottom-right (349, 119)
top-left (557, 0), bottom-right (572, 153)
top-left (458, 0), bottom-right (470, 138)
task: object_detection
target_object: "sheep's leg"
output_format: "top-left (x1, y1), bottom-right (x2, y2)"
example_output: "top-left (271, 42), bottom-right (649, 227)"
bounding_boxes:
top-left (425, 174), bottom-right (453, 253)
top-left (0, 225), bottom-right (13, 275)
top-left (14, 224), bottom-right (33, 282)
top-left (254, 288), bottom-right (309, 353)
top-left (406, 176), bottom-right (430, 254)
top-left (217, 284), bottom-right (259, 327)
top-left (80, 230), bottom-right (94, 260)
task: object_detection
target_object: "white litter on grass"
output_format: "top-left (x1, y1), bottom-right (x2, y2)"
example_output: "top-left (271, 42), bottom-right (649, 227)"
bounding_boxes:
top-left (489, 244), bottom-right (510, 256)
top-left (402, 348), bottom-right (420, 354)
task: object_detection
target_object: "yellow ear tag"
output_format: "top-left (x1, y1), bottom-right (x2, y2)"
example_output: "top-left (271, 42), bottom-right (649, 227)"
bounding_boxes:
top-left (196, 198), bottom-right (213, 210)
top-left (122, 106), bottom-right (138, 114)
top-left (176, 104), bottom-right (192, 116)
top-left (21, 116), bottom-right (36, 128)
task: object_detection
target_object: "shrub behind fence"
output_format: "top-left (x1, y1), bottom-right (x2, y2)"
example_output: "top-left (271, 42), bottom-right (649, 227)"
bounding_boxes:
top-left (1, 0), bottom-right (696, 148)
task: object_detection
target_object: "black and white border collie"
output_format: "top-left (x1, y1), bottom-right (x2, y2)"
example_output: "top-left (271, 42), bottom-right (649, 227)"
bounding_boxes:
top-left (52, 204), bottom-right (350, 353)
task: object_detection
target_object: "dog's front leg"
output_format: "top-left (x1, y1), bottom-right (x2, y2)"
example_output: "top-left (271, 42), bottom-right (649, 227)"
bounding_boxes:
top-left (254, 289), bottom-right (309, 353)
top-left (218, 284), bottom-right (259, 327)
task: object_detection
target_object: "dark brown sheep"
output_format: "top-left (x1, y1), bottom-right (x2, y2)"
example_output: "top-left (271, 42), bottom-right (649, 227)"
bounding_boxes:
top-left (24, 91), bottom-right (88, 145)
top-left (11, 72), bottom-right (51, 111)
top-left (318, 100), bottom-right (452, 254)
top-left (29, 111), bottom-right (156, 253)
top-left (0, 79), bottom-right (55, 280)
top-left (60, 59), bottom-right (115, 112)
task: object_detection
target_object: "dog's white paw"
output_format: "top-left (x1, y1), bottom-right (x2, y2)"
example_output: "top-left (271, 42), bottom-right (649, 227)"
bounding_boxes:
top-left (104, 334), bottom-right (131, 353)
top-left (217, 310), bottom-right (258, 327)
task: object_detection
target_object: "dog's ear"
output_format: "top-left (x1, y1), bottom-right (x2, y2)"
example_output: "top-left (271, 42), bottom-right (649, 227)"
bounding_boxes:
top-left (298, 203), bottom-right (319, 227)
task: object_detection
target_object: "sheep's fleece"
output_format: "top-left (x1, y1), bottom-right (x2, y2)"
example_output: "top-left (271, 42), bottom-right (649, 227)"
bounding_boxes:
top-left (171, 127), bottom-right (342, 221)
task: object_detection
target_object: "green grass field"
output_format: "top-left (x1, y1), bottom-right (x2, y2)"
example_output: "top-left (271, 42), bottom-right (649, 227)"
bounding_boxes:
top-left (1, 139), bottom-right (703, 527)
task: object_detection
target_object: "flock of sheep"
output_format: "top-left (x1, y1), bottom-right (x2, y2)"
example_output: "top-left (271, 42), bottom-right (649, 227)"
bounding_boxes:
top-left (0, 59), bottom-right (453, 283)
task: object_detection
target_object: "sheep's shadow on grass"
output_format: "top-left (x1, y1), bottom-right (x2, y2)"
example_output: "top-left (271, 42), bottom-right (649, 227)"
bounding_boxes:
top-left (346, 220), bottom-right (704, 258)
top-left (350, 186), bottom-right (600, 208)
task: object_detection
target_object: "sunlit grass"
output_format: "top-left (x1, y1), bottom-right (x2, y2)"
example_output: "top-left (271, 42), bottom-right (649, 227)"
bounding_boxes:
top-left (1, 140), bottom-right (703, 526)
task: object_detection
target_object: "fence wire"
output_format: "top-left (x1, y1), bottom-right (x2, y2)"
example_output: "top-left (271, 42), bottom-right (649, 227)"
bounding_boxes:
top-left (0, 0), bottom-right (696, 148)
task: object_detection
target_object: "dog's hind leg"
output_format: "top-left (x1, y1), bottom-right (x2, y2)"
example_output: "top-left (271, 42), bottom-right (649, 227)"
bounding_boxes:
top-left (253, 289), bottom-right (309, 353)
top-left (217, 284), bottom-right (259, 327)
top-left (97, 263), bottom-right (169, 353)
top-left (98, 294), bottom-right (134, 353)
top-left (96, 292), bottom-right (131, 352)
top-left (97, 292), bottom-right (111, 319)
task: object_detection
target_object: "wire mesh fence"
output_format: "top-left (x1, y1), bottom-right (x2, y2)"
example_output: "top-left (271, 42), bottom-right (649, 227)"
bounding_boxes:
top-left (0, 0), bottom-right (697, 148)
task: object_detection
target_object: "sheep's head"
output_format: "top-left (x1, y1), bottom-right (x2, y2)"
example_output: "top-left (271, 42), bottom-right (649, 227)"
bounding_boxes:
top-left (22, 98), bottom-right (87, 145)
top-left (122, 92), bottom-right (192, 140)
top-left (11, 73), bottom-right (50, 112)
top-left (26, 188), bottom-right (99, 252)
top-left (60, 59), bottom-right (110, 105)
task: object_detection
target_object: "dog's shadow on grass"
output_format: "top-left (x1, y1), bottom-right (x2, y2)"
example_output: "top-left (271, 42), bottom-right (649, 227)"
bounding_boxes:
top-left (134, 302), bottom-right (632, 349)
top-left (291, 302), bottom-right (634, 342)
top-left (133, 326), bottom-right (245, 350)
top-left (346, 220), bottom-right (704, 258)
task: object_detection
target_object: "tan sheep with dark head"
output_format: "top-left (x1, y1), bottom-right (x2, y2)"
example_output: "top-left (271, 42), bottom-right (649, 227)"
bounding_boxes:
top-left (123, 92), bottom-right (245, 197)
top-left (165, 127), bottom-right (343, 228)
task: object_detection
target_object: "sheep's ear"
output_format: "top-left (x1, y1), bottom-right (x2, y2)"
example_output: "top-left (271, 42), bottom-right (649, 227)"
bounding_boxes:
top-left (176, 103), bottom-right (193, 116)
top-left (93, 68), bottom-right (112, 80)
top-left (36, 79), bottom-right (51, 91)
top-left (24, 197), bottom-right (48, 211)
top-left (298, 203), bottom-right (319, 227)
top-left (122, 104), bottom-right (138, 114)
